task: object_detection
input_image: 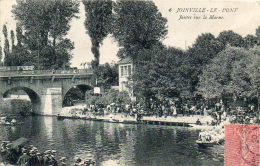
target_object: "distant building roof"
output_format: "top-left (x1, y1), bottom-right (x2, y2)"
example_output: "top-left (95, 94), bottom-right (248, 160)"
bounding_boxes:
top-left (117, 57), bottom-right (133, 65)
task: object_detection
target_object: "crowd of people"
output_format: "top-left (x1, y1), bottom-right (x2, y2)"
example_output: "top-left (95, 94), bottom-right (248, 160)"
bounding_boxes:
top-left (0, 141), bottom-right (95, 166)
top-left (73, 97), bottom-right (258, 124)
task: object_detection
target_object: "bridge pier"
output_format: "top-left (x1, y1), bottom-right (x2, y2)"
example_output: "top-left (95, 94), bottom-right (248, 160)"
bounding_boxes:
top-left (39, 87), bottom-right (62, 116)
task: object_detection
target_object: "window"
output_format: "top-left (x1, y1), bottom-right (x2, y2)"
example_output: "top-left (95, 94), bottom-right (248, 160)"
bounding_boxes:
top-left (124, 66), bottom-right (127, 76)
top-left (120, 66), bottom-right (124, 77)
top-left (128, 65), bottom-right (132, 76)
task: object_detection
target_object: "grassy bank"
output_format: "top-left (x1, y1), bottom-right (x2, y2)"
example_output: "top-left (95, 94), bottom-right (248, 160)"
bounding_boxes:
top-left (0, 99), bottom-right (32, 116)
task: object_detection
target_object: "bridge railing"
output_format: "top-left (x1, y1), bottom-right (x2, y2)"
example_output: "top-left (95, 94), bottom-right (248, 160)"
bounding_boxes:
top-left (0, 69), bottom-right (93, 77)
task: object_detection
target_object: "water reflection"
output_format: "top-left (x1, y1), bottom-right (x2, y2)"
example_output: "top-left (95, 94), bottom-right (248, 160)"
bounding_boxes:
top-left (0, 117), bottom-right (223, 166)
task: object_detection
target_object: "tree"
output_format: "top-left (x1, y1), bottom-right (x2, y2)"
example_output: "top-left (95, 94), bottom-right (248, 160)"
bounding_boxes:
top-left (230, 50), bottom-right (259, 97)
top-left (55, 38), bottom-right (74, 69)
top-left (10, 30), bottom-right (15, 66)
top-left (12, 0), bottom-right (79, 69)
top-left (217, 30), bottom-right (244, 47)
top-left (10, 30), bottom-right (15, 50)
top-left (83, 0), bottom-right (112, 68)
top-left (2, 24), bottom-right (11, 66)
top-left (112, 0), bottom-right (168, 60)
top-left (16, 24), bottom-right (23, 47)
top-left (243, 34), bottom-right (258, 49)
top-left (198, 46), bottom-right (259, 99)
top-left (256, 26), bottom-right (260, 45)
top-left (95, 63), bottom-right (118, 88)
top-left (132, 45), bottom-right (191, 102)
top-left (187, 33), bottom-right (224, 93)
top-left (10, 45), bottom-right (31, 66)
top-left (248, 46), bottom-right (260, 95)
top-left (86, 89), bottom-right (130, 106)
top-left (0, 38), bottom-right (2, 65)
top-left (9, 25), bottom-right (31, 66)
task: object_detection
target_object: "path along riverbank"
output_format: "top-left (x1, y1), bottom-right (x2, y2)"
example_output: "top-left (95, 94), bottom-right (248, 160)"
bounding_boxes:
top-left (58, 105), bottom-right (214, 127)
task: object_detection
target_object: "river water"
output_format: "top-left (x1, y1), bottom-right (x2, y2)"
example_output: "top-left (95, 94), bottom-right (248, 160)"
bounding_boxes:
top-left (0, 116), bottom-right (224, 166)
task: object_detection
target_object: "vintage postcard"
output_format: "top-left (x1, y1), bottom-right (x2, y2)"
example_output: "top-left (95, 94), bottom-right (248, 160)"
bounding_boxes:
top-left (0, 0), bottom-right (259, 165)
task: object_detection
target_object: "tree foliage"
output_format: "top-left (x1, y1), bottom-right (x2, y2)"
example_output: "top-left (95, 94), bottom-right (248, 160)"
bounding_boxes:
top-left (256, 26), bottom-right (260, 45)
top-left (95, 63), bottom-right (118, 88)
top-left (2, 24), bottom-right (11, 66)
top-left (243, 35), bottom-right (258, 49)
top-left (112, 0), bottom-right (168, 60)
top-left (217, 30), bottom-right (244, 47)
top-left (16, 24), bottom-right (23, 47)
top-left (198, 46), bottom-right (259, 99)
top-left (248, 47), bottom-right (260, 94)
top-left (12, 0), bottom-right (79, 69)
top-left (0, 38), bottom-right (2, 65)
top-left (10, 30), bottom-right (15, 49)
top-left (8, 25), bottom-right (31, 66)
top-left (83, 0), bottom-right (112, 68)
top-left (132, 45), bottom-right (191, 100)
top-left (187, 33), bottom-right (224, 92)
top-left (86, 89), bottom-right (130, 106)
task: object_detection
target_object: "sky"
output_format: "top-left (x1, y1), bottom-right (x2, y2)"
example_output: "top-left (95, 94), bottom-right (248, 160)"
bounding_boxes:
top-left (1, 0), bottom-right (260, 68)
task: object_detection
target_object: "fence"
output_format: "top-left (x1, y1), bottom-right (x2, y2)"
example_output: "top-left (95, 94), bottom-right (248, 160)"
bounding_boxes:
top-left (0, 69), bottom-right (93, 77)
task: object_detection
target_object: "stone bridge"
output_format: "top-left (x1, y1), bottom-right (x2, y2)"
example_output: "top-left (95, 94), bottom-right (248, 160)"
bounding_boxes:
top-left (0, 69), bottom-right (94, 115)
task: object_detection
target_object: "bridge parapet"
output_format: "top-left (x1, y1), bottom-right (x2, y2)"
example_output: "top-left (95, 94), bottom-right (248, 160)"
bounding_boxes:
top-left (0, 69), bottom-right (93, 77)
top-left (0, 69), bottom-right (94, 115)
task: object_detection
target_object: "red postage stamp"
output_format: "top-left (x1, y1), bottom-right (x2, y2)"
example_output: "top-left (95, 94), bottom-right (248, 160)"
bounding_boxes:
top-left (225, 124), bottom-right (260, 166)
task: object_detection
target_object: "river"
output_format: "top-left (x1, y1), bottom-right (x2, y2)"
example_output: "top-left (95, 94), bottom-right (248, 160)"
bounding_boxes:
top-left (0, 116), bottom-right (224, 166)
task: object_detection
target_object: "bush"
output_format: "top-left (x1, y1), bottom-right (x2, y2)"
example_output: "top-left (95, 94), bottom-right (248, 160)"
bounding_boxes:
top-left (11, 99), bottom-right (32, 115)
top-left (0, 99), bottom-right (32, 115)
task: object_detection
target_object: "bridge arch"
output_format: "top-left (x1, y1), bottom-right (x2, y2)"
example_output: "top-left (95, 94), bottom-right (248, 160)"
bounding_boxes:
top-left (62, 84), bottom-right (92, 107)
top-left (2, 86), bottom-right (41, 114)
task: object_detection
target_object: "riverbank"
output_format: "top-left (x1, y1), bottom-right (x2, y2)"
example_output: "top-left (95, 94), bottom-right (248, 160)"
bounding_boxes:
top-left (58, 110), bottom-right (213, 127)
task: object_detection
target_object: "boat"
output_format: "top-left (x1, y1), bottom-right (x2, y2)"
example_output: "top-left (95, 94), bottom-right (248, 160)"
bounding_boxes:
top-left (84, 159), bottom-right (95, 165)
top-left (196, 129), bottom-right (225, 148)
top-left (0, 122), bottom-right (23, 126)
top-left (108, 118), bottom-right (121, 123)
top-left (0, 119), bottom-right (23, 126)
top-left (0, 116), bottom-right (6, 119)
top-left (189, 124), bottom-right (214, 130)
top-left (1, 137), bottom-right (28, 149)
top-left (57, 114), bottom-right (68, 120)
top-left (0, 116), bottom-right (7, 124)
top-left (0, 116), bottom-right (24, 126)
top-left (1, 121), bottom-right (11, 125)
top-left (196, 140), bottom-right (218, 147)
top-left (0, 121), bottom-right (12, 126)
top-left (10, 137), bottom-right (28, 148)
top-left (196, 139), bottom-right (225, 147)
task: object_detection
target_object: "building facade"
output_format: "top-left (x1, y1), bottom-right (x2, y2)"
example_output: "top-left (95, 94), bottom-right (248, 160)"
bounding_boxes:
top-left (118, 57), bottom-right (134, 96)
